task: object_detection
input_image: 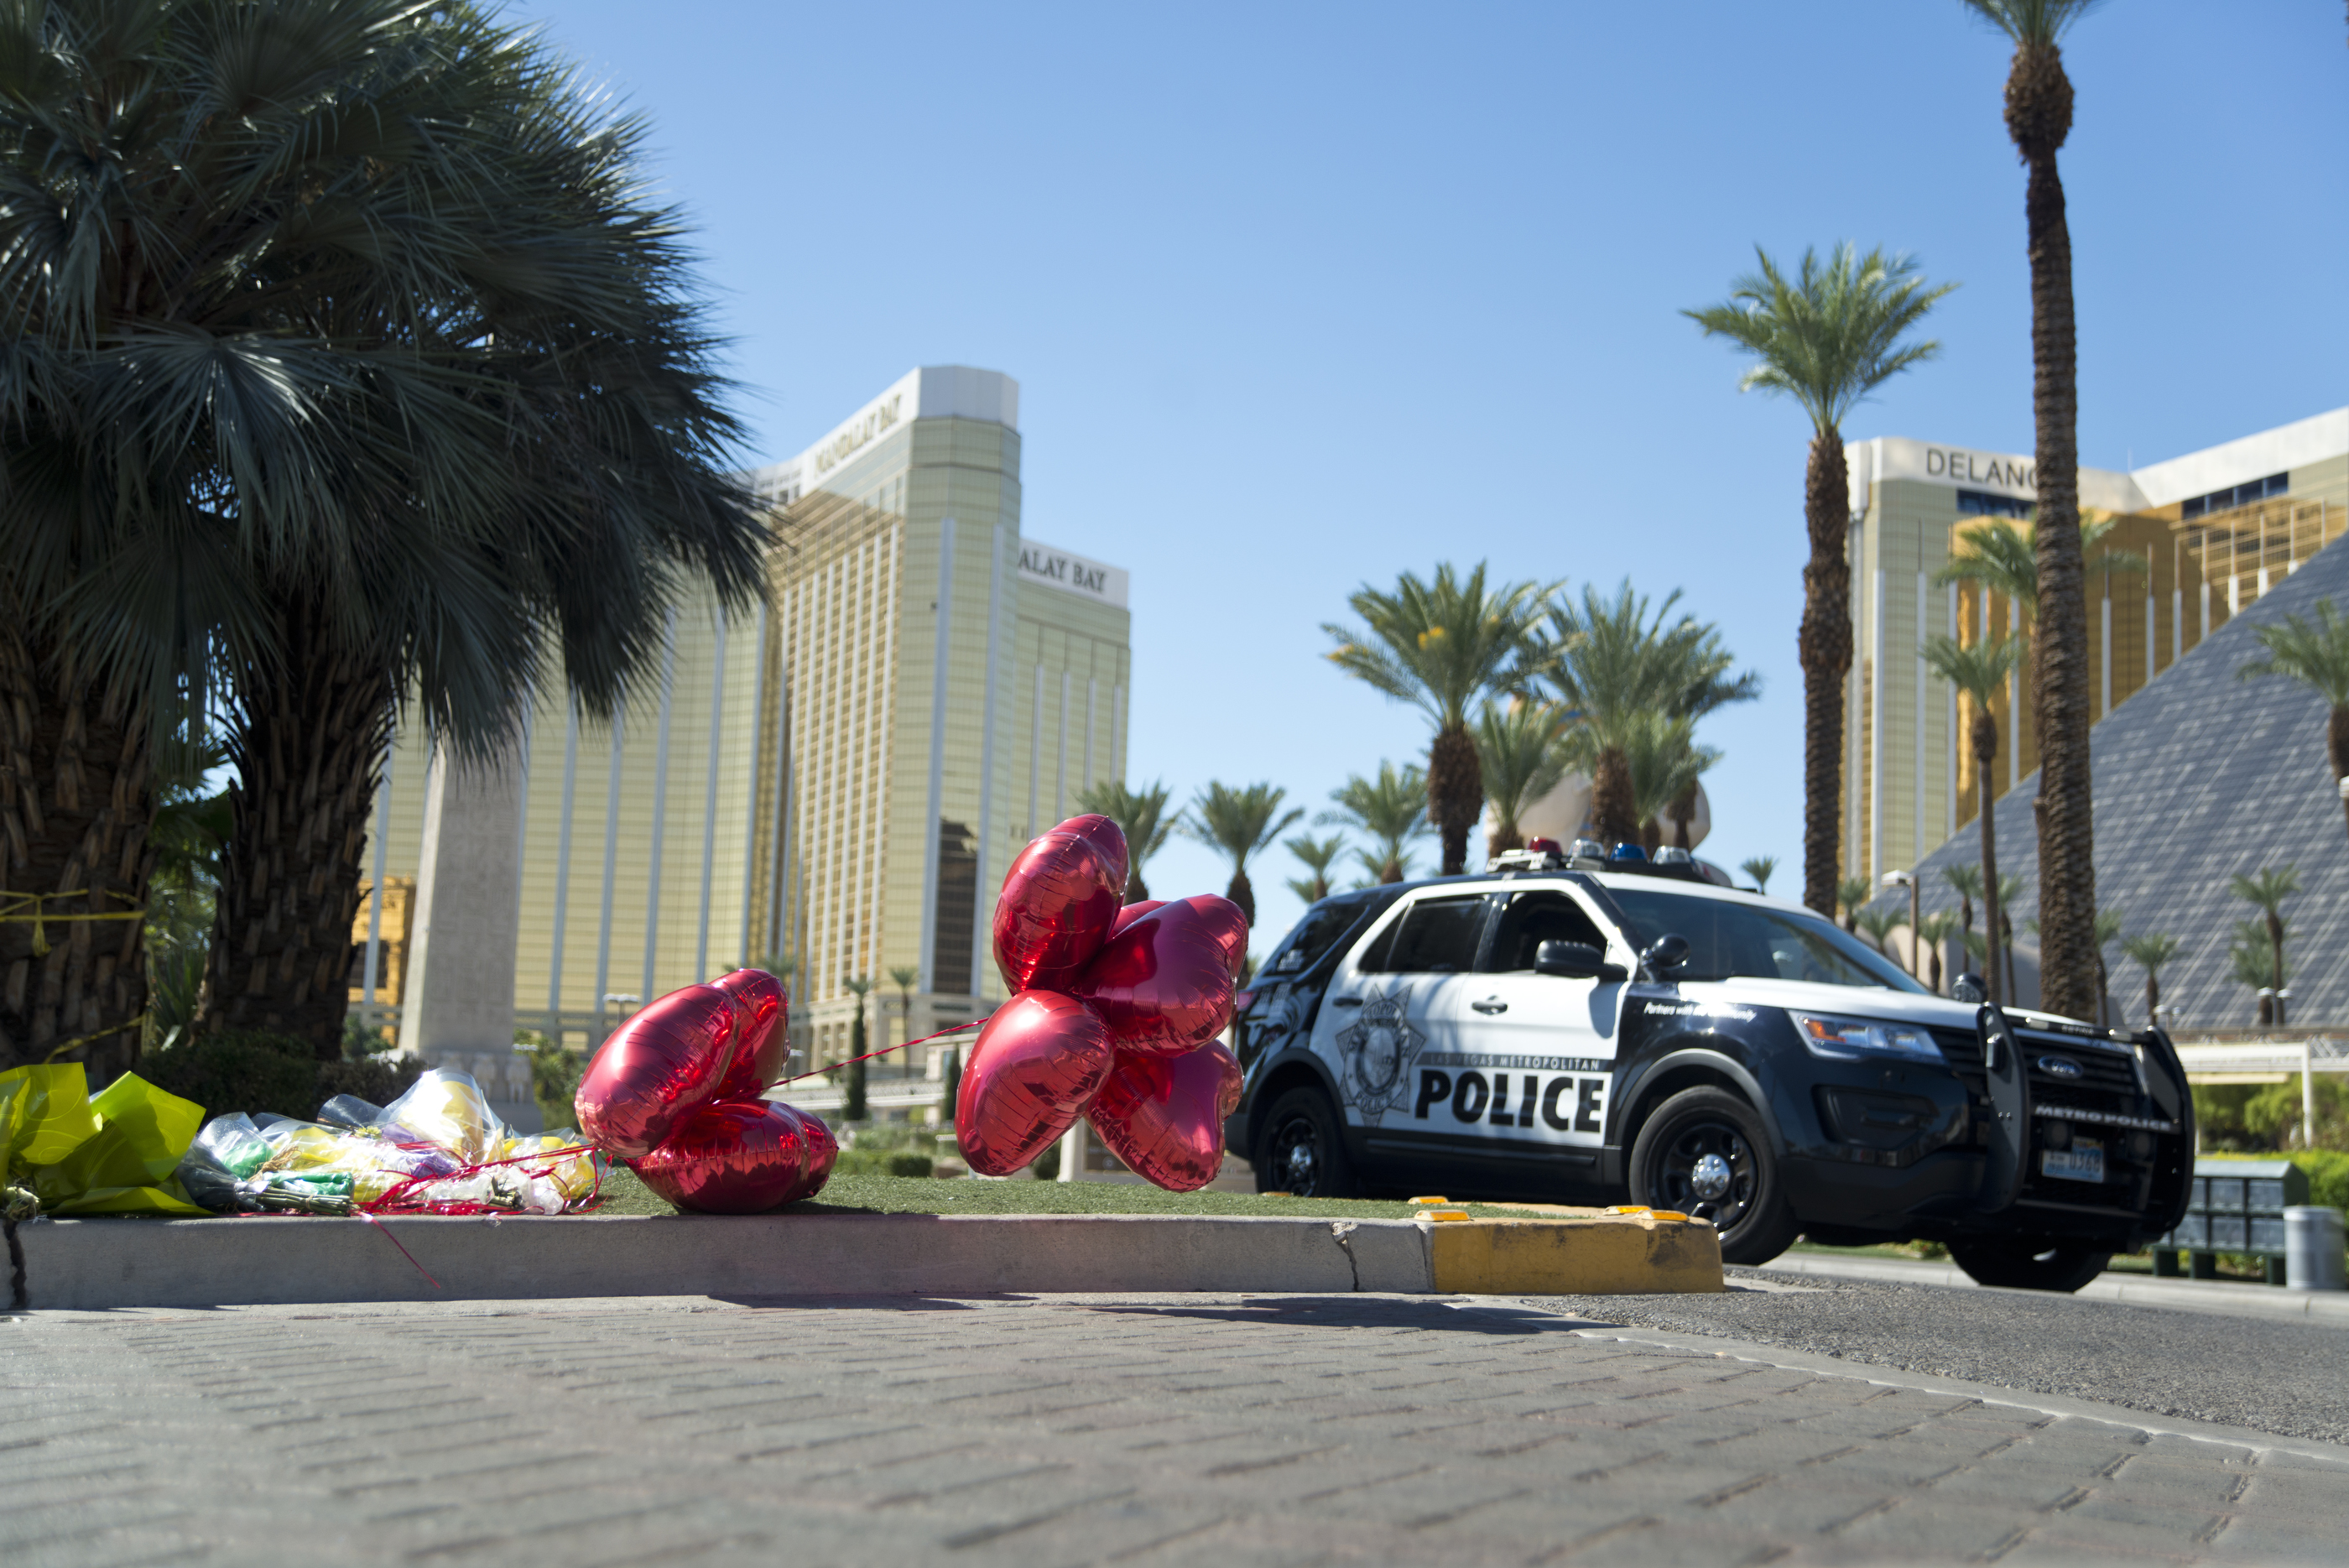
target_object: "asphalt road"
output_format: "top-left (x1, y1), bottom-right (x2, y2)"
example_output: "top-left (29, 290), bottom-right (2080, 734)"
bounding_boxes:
top-left (1530, 1268), bottom-right (2349, 1445)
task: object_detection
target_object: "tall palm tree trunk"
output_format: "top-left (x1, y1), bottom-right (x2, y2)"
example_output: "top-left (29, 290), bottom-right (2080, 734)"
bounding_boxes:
top-left (1974, 712), bottom-right (2002, 1008)
top-left (204, 605), bottom-right (394, 1057)
top-left (1226, 869), bottom-right (1255, 928)
top-left (1427, 723), bottom-right (1481, 875)
top-left (0, 630), bottom-right (154, 1077)
top-left (1801, 431), bottom-right (1853, 916)
top-left (2143, 969), bottom-right (2158, 1029)
top-left (2266, 913), bottom-right (2284, 1027)
top-left (1590, 748), bottom-right (1639, 848)
top-left (2008, 35), bottom-right (2096, 1021)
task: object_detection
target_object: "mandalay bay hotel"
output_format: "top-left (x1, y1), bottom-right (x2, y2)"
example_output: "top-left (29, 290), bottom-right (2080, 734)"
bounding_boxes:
top-left (352, 367), bottom-right (1133, 1067)
top-left (1842, 406), bottom-right (2348, 890)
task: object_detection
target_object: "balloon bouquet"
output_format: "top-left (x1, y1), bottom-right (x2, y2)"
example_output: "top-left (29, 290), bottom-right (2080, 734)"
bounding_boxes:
top-left (574, 967), bottom-right (839, 1212)
top-left (571, 812), bottom-right (1245, 1207)
top-left (961, 814), bottom-right (1247, 1191)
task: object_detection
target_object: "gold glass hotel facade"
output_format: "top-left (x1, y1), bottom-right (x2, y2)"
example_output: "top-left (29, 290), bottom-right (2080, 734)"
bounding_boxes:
top-left (357, 367), bottom-right (1132, 1065)
top-left (1841, 407), bottom-right (2348, 888)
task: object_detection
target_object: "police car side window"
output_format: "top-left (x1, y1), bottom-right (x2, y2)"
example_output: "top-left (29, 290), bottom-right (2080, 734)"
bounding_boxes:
top-left (1484, 891), bottom-right (1607, 972)
top-left (1365, 894), bottom-right (1486, 974)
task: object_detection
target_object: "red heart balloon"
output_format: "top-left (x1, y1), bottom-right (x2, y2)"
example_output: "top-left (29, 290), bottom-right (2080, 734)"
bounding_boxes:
top-left (1070, 894), bottom-right (1247, 1058)
top-left (992, 815), bottom-right (1128, 993)
top-left (774, 1102), bottom-right (838, 1204)
top-left (1110, 899), bottom-right (1165, 935)
top-left (574, 984), bottom-right (739, 1159)
top-left (629, 1100), bottom-right (809, 1213)
top-left (954, 990), bottom-right (1113, 1176)
top-left (711, 968), bottom-right (789, 1100)
top-left (1087, 1040), bottom-right (1244, 1193)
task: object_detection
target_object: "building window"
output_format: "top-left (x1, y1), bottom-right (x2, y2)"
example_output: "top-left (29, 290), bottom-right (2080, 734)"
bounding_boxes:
top-left (932, 819), bottom-right (978, 994)
top-left (2180, 473), bottom-right (2289, 520)
top-left (1956, 490), bottom-right (2034, 522)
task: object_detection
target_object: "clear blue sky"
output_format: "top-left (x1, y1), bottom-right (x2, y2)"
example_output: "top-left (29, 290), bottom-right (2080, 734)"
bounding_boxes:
top-left (512, 0), bottom-right (2346, 953)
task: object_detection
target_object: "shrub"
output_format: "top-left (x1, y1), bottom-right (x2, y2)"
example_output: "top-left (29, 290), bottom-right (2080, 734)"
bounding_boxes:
top-left (518, 1031), bottom-right (584, 1130)
top-left (885, 1152), bottom-right (934, 1178)
top-left (315, 1054), bottom-right (424, 1112)
top-left (141, 1031), bottom-right (320, 1120)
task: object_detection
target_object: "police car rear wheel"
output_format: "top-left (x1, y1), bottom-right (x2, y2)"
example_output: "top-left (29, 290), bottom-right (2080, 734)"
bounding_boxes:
top-left (1258, 1088), bottom-right (1358, 1200)
top-left (1946, 1237), bottom-right (2112, 1293)
top-left (1629, 1086), bottom-right (1799, 1266)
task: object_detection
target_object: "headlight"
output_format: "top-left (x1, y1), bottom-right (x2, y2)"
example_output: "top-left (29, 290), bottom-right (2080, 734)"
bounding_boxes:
top-left (1789, 1010), bottom-right (1945, 1064)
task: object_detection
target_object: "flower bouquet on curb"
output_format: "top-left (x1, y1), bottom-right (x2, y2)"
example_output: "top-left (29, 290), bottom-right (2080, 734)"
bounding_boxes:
top-left (2, 1064), bottom-right (210, 1217)
top-left (175, 1067), bottom-right (601, 1216)
top-left (959, 814), bottom-right (1246, 1192)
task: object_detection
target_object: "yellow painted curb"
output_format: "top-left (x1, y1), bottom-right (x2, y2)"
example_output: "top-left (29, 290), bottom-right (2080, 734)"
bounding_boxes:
top-left (1423, 1212), bottom-right (1724, 1295)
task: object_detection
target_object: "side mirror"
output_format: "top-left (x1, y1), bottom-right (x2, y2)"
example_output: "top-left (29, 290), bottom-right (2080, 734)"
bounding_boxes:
top-left (1639, 934), bottom-right (1690, 977)
top-left (1951, 972), bottom-right (1987, 1004)
top-left (1534, 940), bottom-right (1625, 982)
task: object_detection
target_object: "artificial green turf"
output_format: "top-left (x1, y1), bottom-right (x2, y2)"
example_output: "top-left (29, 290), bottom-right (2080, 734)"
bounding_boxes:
top-left (593, 1164), bottom-right (1531, 1221)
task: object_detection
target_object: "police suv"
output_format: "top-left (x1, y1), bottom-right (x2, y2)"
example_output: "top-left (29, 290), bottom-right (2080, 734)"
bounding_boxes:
top-left (1226, 841), bottom-right (2195, 1292)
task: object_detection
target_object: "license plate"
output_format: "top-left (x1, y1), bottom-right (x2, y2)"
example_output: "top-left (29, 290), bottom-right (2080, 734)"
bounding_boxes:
top-left (2042, 1140), bottom-right (2105, 1184)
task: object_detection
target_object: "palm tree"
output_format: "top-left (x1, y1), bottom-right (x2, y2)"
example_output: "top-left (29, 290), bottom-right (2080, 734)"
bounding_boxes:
top-left (0, 3), bottom-right (767, 1062)
top-left (1942, 863), bottom-right (1983, 963)
top-left (1996, 873), bottom-right (2027, 1004)
top-left (888, 965), bottom-right (920, 1060)
top-left (1597, 711), bottom-right (1716, 854)
top-left (1180, 782), bottom-right (1303, 926)
top-left (2230, 867), bottom-right (2300, 1027)
top-left (1528, 581), bottom-right (1753, 848)
top-left (1075, 779), bottom-right (1174, 901)
top-left (2229, 923), bottom-right (2287, 1028)
top-left (1854, 907), bottom-right (1901, 956)
top-left (1472, 700), bottom-right (1570, 860)
top-left (2121, 933), bottom-right (2180, 1029)
top-left (1740, 857), bottom-right (1778, 895)
top-left (1924, 634), bottom-right (2026, 1005)
top-left (841, 977), bottom-right (873, 1119)
top-left (2236, 599), bottom-right (2349, 844)
top-left (1322, 564), bottom-right (1552, 873)
top-left (1917, 910), bottom-right (1958, 993)
top-left (1933, 516), bottom-right (2144, 785)
top-left (1685, 244), bottom-right (1955, 915)
top-left (2092, 907), bottom-right (2124, 1030)
top-left (1960, 0), bottom-right (2105, 1023)
top-left (1836, 878), bottom-right (1873, 935)
top-left (1284, 833), bottom-right (1346, 905)
top-left (1320, 763), bottom-right (1430, 886)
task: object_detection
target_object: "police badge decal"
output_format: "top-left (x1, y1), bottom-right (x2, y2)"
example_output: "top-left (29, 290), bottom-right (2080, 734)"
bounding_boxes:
top-left (1333, 988), bottom-right (1425, 1125)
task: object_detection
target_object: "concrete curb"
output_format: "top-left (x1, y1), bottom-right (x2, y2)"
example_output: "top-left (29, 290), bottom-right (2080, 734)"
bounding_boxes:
top-left (15, 1211), bottom-right (1721, 1310)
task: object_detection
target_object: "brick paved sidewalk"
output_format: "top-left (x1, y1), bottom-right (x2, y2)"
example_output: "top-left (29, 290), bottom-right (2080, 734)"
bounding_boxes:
top-left (4, 1293), bottom-right (2342, 1566)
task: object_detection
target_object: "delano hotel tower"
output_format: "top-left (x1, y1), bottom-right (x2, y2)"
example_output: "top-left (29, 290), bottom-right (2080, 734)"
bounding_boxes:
top-left (357, 367), bottom-right (1132, 1065)
top-left (1841, 407), bottom-right (2348, 888)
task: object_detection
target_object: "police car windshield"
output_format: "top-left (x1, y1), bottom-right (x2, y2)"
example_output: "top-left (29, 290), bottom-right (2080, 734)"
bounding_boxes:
top-left (1607, 888), bottom-right (1930, 993)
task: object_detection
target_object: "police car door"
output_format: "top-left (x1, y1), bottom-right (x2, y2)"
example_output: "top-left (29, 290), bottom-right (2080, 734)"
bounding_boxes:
top-left (1311, 890), bottom-right (1487, 1156)
top-left (1414, 885), bottom-right (1629, 1185)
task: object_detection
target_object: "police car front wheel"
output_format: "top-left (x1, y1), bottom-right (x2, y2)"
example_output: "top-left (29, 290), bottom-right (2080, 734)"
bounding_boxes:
top-left (1629, 1086), bottom-right (1800, 1267)
top-left (1257, 1087), bottom-right (1359, 1200)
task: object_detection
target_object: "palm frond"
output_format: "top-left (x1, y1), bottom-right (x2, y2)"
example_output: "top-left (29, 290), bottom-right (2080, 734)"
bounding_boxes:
top-left (1684, 242), bottom-right (1956, 435)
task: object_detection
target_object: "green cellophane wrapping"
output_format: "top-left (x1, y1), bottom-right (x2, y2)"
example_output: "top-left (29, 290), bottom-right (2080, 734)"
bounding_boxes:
top-left (2, 1064), bottom-right (210, 1216)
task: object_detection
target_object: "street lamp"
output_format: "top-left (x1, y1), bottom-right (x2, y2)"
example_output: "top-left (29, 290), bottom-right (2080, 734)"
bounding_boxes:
top-left (1883, 869), bottom-right (1920, 981)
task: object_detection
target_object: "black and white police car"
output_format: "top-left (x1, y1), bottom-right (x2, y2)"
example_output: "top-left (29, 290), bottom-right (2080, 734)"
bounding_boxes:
top-left (1227, 839), bottom-right (2195, 1291)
